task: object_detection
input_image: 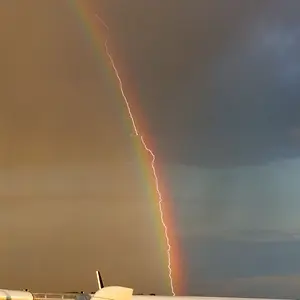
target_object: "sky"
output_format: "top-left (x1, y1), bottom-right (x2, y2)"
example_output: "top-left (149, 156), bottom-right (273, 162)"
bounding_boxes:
top-left (1, 0), bottom-right (300, 297)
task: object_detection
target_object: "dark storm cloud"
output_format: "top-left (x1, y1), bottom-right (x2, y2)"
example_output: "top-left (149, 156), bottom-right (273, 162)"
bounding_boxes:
top-left (183, 234), bottom-right (300, 297)
top-left (94, 0), bottom-right (300, 167)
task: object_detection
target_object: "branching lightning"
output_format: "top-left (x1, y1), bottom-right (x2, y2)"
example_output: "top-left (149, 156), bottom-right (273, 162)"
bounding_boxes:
top-left (95, 14), bottom-right (176, 296)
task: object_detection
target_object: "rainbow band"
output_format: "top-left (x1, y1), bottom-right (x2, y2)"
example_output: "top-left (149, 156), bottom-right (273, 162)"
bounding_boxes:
top-left (69, 0), bottom-right (183, 295)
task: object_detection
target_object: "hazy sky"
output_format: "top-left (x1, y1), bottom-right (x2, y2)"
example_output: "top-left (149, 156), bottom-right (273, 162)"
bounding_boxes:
top-left (1, 0), bottom-right (300, 297)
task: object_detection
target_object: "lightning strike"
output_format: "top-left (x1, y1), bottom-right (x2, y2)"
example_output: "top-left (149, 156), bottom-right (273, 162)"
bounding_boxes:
top-left (95, 14), bottom-right (176, 296)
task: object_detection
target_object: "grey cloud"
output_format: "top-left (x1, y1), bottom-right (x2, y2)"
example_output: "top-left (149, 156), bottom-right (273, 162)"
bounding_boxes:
top-left (164, 158), bottom-right (300, 237)
top-left (191, 275), bottom-right (300, 298)
top-left (184, 238), bottom-right (300, 296)
top-left (95, 0), bottom-right (300, 167)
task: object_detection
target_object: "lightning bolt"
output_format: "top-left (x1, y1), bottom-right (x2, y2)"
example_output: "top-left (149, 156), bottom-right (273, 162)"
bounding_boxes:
top-left (95, 14), bottom-right (176, 296)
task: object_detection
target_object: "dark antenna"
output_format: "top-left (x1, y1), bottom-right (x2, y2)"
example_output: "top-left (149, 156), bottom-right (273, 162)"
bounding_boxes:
top-left (96, 270), bottom-right (104, 289)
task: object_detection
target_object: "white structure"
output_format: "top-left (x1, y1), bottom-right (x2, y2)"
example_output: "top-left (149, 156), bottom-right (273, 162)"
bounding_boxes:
top-left (91, 286), bottom-right (133, 300)
top-left (0, 271), bottom-right (290, 300)
top-left (0, 290), bottom-right (33, 300)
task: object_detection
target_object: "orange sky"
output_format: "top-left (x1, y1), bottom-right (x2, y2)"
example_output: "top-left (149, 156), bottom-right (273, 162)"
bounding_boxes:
top-left (0, 1), bottom-right (169, 294)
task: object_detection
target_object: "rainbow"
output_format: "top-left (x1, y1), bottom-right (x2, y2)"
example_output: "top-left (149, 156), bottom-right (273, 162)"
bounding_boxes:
top-left (69, 0), bottom-right (184, 295)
